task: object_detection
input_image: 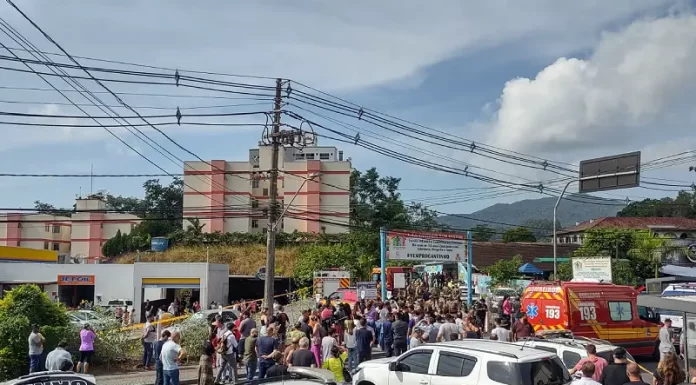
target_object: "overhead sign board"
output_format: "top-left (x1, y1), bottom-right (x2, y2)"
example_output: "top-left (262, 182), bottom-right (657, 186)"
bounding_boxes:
top-left (356, 281), bottom-right (378, 299)
top-left (57, 275), bottom-right (95, 285)
top-left (579, 151), bottom-right (640, 193)
top-left (572, 257), bottom-right (612, 282)
top-left (386, 230), bottom-right (466, 262)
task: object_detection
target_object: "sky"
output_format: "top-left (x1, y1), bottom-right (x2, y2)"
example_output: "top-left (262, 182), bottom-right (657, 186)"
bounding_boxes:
top-left (1, 0), bottom-right (695, 215)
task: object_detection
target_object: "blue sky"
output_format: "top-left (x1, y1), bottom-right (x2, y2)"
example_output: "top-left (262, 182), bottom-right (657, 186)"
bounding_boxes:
top-left (1, 0), bottom-right (695, 214)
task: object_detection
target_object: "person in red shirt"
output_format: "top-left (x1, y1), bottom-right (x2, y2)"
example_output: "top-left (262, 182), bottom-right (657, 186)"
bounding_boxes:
top-left (511, 313), bottom-right (535, 341)
top-left (568, 344), bottom-right (608, 382)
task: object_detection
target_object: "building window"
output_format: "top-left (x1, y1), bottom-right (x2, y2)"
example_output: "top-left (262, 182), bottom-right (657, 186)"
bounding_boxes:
top-left (294, 153), bottom-right (305, 160)
top-left (608, 301), bottom-right (632, 321)
top-left (52, 225), bottom-right (61, 233)
top-left (319, 153), bottom-right (330, 160)
top-left (263, 208), bottom-right (269, 217)
top-left (306, 153), bottom-right (315, 160)
top-left (131, 223), bottom-right (136, 230)
top-left (52, 243), bottom-right (60, 251)
top-left (45, 224), bottom-right (51, 232)
top-left (262, 188), bottom-right (269, 196)
top-left (251, 199), bottom-right (259, 208)
top-left (572, 235), bottom-right (578, 243)
top-left (251, 220), bottom-right (258, 228)
top-left (263, 227), bottom-right (268, 234)
top-left (252, 178), bottom-right (260, 188)
top-left (43, 241), bottom-right (49, 250)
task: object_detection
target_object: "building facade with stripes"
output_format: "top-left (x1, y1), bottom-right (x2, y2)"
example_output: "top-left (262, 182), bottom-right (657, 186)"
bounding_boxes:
top-left (0, 197), bottom-right (140, 263)
top-left (183, 144), bottom-right (351, 234)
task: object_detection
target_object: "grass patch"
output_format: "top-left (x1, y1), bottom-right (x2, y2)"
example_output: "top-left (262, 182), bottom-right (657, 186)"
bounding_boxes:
top-left (114, 245), bottom-right (301, 276)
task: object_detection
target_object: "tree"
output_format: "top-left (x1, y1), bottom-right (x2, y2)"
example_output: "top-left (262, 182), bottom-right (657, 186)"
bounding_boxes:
top-left (471, 224), bottom-right (495, 241)
top-left (629, 233), bottom-right (685, 279)
top-left (618, 188), bottom-right (695, 218)
top-left (33, 200), bottom-right (73, 216)
top-left (0, 285), bottom-right (69, 380)
top-left (521, 219), bottom-right (561, 241)
top-left (502, 227), bottom-right (537, 243)
top-left (485, 255), bottom-right (523, 287)
top-left (573, 229), bottom-right (655, 285)
top-left (349, 168), bottom-right (438, 231)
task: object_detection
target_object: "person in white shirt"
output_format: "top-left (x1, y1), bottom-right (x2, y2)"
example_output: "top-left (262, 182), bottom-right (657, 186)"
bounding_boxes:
top-left (572, 361), bottom-right (601, 385)
top-left (142, 315), bottom-right (157, 369)
top-left (46, 340), bottom-right (73, 371)
top-left (161, 331), bottom-right (186, 385)
top-left (215, 322), bottom-right (238, 384)
top-left (321, 328), bottom-right (338, 363)
top-left (490, 318), bottom-right (511, 342)
top-left (659, 319), bottom-right (676, 361)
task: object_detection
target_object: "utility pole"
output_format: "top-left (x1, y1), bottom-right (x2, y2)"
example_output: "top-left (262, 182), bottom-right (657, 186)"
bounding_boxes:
top-left (264, 78), bottom-right (283, 315)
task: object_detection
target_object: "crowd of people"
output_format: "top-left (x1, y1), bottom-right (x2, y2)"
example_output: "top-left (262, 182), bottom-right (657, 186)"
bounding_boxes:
top-left (24, 282), bottom-right (696, 385)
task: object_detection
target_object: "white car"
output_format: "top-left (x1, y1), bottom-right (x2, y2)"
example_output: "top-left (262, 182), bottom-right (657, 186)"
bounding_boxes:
top-left (67, 310), bottom-right (111, 330)
top-left (0, 371), bottom-right (96, 385)
top-left (352, 339), bottom-right (571, 385)
top-left (512, 336), bottom-right (635, 371)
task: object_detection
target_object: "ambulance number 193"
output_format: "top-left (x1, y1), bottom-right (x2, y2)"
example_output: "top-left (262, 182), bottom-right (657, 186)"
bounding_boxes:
top-left (545, 306), bottom-right (560, 319)
top-left (579, 303), bottom-right (597, 321)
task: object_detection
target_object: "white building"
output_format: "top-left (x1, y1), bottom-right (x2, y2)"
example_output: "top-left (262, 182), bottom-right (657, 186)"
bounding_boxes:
top-left (0, 262), bottom-right (229, 320)
top-left (183, 144), bottom-right (351, 234)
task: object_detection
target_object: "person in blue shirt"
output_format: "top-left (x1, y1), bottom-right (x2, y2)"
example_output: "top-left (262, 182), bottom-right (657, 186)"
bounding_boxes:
top-left (381, 313), bottom-right (394, 357)
top-left (355, 318), bottom-right (374, 363)
top-left (256, 325), bottom-right (280, 379)
top-left (154, 330), bottom-right (171, 385)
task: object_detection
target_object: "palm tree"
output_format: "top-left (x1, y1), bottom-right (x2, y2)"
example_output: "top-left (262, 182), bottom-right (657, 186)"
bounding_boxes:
top-left (629, 233), bottom-right (686, 278)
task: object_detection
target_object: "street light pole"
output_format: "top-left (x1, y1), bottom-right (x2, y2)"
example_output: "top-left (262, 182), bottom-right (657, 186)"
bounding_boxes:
top-left (553, 180), bottom-right (575, 279)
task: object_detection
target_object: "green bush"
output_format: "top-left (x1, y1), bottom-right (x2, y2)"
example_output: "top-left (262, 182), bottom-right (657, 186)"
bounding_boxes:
top-left (0, 285), bottom-right (69, 380)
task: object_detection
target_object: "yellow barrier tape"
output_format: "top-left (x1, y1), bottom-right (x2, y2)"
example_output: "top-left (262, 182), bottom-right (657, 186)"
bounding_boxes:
top-left (628, 359), bottom-right (654, 378)
top-left (118, 289), bottom-right (305, 332)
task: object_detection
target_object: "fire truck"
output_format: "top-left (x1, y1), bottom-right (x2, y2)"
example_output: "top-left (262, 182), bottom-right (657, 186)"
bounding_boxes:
top-left (371, 267), bottom-right (419, 292)
top-left (313, 269), bottom-right (351, 300)
top-left (522, 281), bottom-right (662, 357)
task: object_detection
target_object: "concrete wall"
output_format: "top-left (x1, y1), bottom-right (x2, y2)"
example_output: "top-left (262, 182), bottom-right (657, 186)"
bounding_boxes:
top-left (0, 263), bottom-right (135, 304)
top-left (131, 263), bottom-right (228, 312)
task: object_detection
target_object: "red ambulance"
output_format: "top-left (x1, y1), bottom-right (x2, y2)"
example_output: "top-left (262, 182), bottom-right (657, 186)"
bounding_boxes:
top-left (521, 281), bottom-right (662, 357)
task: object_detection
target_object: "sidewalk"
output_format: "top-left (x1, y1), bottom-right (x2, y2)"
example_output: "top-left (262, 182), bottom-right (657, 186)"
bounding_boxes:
top-left (96, 365), bottom-right (199, 385)
top-left (95, 346), bottom-right (386, 385)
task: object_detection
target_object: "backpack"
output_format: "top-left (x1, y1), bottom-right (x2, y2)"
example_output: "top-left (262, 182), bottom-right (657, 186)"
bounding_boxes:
top-left (216, 332), bottom-right (229, 357)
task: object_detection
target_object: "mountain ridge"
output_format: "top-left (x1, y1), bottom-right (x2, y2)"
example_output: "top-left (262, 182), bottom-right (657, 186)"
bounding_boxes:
top-left (437, 196), bottom-right (623, 232)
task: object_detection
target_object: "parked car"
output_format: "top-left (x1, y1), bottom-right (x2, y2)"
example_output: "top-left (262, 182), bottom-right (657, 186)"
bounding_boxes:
top-left (235, 367), bottom-right (336, 385)
top-left (512, 334), bottom-right (635, 372)
top-left (165, 308), bottom-right (240, 337)
top-left (99, 298), bottom-right (133, 312)
top-left (0, 371), bottom-right (95, 385)
top-left (67, 310), bottom-right (111, 330)
top-left (352, 339), bottom-right (571, 385)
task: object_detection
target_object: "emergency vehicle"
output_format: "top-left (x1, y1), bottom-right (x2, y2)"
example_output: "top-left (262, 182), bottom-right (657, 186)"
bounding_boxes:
top-left (313, 269), bottom-right (350, 300)
top-left (522, 281), bottom-right (661, 357)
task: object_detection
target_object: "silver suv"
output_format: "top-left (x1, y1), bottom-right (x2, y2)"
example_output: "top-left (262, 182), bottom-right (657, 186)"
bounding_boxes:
top-left (513, 337), bottom-right (634, 372)
top-left (353, 339), bottom-right (572, 385)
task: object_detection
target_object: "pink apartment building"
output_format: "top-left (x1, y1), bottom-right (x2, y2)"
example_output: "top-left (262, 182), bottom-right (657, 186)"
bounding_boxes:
top-left (183, 145), bottom-right (351, 234)
top-left (0, 197), bottom-right (140, 263)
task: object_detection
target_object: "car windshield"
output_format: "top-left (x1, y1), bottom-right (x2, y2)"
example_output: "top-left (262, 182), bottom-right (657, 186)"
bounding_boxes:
top-left (493, 289), bottom-right (516, 297)
top-left (488, 357), bottom-right (571, 385)
top-left (69, 312), bottom-right (99, 321)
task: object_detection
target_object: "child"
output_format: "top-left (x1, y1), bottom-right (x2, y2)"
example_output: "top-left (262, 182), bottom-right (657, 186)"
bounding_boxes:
top-left (198, 339), bottom-right (215, 385)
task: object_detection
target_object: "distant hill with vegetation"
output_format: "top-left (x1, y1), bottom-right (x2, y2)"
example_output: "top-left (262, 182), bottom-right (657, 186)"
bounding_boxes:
top-left (437, 196), bottom-right (623, 239)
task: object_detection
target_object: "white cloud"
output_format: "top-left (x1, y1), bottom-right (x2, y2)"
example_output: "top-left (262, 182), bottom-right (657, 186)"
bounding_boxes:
top-left (0, 0), bottom-right (675, 92)
top-left (486, 14), bottom-right (696, 155)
